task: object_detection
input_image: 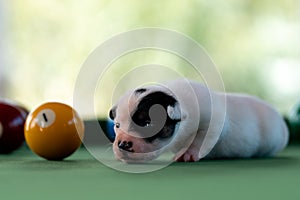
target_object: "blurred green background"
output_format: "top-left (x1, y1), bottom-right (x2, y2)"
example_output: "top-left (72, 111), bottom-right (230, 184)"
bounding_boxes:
top-left (0, 0), bottom-right (299, 118)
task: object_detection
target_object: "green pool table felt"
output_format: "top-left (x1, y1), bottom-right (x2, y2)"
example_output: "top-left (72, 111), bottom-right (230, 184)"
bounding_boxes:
top-left (1, 145), bottom-right (300, 200)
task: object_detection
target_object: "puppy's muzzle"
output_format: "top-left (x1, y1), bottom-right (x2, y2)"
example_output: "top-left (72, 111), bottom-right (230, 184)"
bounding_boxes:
top-left (118, 140), bottom-right (134, 152)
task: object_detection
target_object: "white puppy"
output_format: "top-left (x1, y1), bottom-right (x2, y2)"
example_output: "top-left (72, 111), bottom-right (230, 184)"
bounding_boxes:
top-left (109, 79), bottom-right (289, 163)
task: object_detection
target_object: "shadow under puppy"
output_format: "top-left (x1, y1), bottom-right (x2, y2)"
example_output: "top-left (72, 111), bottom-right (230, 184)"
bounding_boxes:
top-left (109, 79), bottom-right (289, 163)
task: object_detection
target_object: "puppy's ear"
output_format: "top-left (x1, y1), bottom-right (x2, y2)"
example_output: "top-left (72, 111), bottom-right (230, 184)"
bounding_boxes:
top-left (109, 106), bottom-right (117, 120)
top-left (167, 104), bottom-right (181, 121)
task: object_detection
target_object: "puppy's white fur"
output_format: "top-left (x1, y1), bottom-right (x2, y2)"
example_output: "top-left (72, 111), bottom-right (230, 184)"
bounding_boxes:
top-left (111, 79), bottom-right (289, 162)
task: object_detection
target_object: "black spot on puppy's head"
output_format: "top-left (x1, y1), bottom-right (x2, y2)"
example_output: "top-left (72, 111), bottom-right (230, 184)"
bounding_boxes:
top-left (132, 92), bottom-right (176, 126)
top-left (131, 91), bottom-right (180, 143)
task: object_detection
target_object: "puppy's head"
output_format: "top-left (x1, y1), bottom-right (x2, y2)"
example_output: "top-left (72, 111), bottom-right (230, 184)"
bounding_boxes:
top-left (109, 85), bottom-right (181, 163)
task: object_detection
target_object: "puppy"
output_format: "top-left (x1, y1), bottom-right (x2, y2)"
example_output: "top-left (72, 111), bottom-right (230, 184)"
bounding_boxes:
top-left (109, 79), bottom-right (289, 163)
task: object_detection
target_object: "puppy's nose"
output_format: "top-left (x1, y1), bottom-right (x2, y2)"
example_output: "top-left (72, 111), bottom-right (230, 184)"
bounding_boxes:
top-left (118, 140), bottom-right (134, 152)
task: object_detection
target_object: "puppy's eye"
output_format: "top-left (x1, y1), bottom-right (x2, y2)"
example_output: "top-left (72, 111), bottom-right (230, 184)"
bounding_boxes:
top-left (115, 122), bottom-right (120, 128)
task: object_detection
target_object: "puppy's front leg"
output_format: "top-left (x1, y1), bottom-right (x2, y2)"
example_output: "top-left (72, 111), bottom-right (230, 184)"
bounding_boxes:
top-left (174, 130), bottom-right (205, 162)
top-left (175, 145), bottom-right (200, 162)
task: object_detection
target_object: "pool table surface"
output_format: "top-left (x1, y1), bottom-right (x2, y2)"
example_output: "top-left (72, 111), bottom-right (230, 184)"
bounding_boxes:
top-left (1, 143), bottom-right (300, 200)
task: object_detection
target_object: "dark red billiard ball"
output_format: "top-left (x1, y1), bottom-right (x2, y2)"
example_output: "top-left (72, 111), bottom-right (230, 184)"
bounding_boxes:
top-left (0, 100), bottom-right (28, 153)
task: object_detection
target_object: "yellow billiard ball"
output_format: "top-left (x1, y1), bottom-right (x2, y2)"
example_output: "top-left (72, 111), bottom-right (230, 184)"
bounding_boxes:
top-left (24, 102), bottom-right (84, 160)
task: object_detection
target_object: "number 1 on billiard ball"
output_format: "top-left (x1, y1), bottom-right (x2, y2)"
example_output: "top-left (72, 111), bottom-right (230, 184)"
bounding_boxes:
top-left (35, 109), bottom-right (56, 128)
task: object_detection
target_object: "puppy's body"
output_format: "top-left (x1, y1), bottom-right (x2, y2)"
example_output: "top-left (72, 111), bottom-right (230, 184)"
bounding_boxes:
top-left (205, 93), bottom-right (288, 159)
top-left (110, 79), bottom-right (289, 163)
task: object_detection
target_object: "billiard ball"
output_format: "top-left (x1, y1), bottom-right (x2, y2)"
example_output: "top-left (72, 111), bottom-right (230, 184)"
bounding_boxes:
top-left (0, 100), bottom-right (28, 153)
top-left (105, 119), bottom-right (115, 142)
top-left (24, 102), bottom-right (84, 160)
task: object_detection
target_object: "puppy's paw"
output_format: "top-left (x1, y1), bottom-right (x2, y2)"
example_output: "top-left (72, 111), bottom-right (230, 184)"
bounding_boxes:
top-left (174, 148), bottom-right (200, 162)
